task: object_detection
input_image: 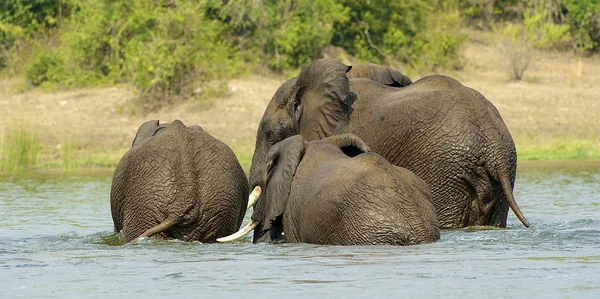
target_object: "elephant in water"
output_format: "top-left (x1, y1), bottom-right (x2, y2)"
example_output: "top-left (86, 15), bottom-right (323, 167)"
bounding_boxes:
top-left (110, 120), bottom-right (249, 244)
top-left (219, 134), bottom-right (440, 245)
top-left (248, 59), bottom-right (530, 234)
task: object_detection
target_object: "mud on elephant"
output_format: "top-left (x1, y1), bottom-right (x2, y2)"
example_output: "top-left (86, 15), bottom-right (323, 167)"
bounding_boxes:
top-left (248, 59), bottom-right (530, 232)
top-left (219, 134), bottom-right (439, 245)
top-left (110, 120), bottom-right (249, 244)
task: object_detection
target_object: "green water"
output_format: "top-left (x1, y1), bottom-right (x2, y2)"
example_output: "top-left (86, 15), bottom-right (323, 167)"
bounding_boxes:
top-left (1, 161), bottom-right (599, 298)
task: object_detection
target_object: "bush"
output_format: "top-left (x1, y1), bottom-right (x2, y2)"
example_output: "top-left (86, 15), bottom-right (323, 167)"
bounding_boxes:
top-left (0, 0), bottom-right (74, 70)
top-left (26, 51), bottom-right (67, 87)
top-left (460, 0), bottom-right (600, 53)
top-left (217, 0), bottom-right (349, 71)
top-left (332, 0), bottom-right (467, 72)
top-left (495, 9), bottom-right (569, 80)
top-left (17, 0), bottom-right (241, 109)
top-left (564, 0), bottom-right (600, 52)
top-left (5, 0), bottom-right (470, 96)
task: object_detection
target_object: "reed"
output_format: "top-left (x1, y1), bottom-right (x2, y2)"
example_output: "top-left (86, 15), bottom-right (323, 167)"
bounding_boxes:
top-left (60, 138), bottom-right (79, 171)
top-left (1, 125), bottom-right (40, 172)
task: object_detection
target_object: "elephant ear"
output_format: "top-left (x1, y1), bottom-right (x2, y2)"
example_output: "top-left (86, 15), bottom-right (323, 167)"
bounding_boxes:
top-left (131, 120), bottom-right (160, 147)
top-left (291, 59), bottom-right (357, 141)
top-left (323, 133), bottom-right (370, 157)
top-left (262, 135), bottom-right (306, 231)
top-left (347, 64), bottom-right (413, 87)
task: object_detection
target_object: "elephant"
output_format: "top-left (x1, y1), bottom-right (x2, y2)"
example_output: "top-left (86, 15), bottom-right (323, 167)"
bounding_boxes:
top-left (218, 134), bottom-right (440, 245)
top-left (247, 59), bottom-right (530, 236)
top-left (110, 119), bottom-right (249, 244)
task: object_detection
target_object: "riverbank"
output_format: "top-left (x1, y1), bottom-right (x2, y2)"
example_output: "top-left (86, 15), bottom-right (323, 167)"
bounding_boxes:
top-left (1, 34), bottom-right (599, 172)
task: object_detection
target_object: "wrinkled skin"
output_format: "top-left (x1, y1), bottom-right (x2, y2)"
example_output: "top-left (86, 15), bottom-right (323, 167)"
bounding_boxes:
top-left (111, 120), bottom-right (249, 244)
top-left (249, 59), bottom-right (530, 237)
top-left (251, 134), bottom-right (439, 245)
top-left (346, 63), bottom-right (413, 87)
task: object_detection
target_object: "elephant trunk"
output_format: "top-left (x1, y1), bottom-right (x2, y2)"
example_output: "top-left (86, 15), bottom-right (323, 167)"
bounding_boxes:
top-left (248, 132), bottom-right (270, 242)
top-left (249, 133), bottom-right (268, 189)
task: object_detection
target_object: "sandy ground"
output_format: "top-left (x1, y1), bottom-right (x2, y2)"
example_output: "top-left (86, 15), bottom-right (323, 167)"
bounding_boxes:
top-left (1, 32), bottom-right (599, 167)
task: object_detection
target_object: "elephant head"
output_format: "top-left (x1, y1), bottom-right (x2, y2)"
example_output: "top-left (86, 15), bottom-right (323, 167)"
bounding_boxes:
top-left (346, 63), bottom-right (413, 87)
top-left (248, 59), bottom-right (357, 238)
top-left (249, 59), bottom-right (356, 179)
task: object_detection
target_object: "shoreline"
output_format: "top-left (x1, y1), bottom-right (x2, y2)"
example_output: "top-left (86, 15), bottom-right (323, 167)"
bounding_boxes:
top-left (2, 34), bottom-right (599, 173)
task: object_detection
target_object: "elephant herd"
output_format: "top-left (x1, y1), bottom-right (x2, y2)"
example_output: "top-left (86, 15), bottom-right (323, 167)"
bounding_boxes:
top-left (110, 59), bottom-right (531, 246)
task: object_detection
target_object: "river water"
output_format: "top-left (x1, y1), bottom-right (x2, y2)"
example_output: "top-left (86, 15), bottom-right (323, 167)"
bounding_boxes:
top-left (1, 161), bottom-right (599, 298)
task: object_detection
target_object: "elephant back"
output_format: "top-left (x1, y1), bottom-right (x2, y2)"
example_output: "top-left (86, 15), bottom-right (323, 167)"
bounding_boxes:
top-left (110, 120), bottom-right (249, 243)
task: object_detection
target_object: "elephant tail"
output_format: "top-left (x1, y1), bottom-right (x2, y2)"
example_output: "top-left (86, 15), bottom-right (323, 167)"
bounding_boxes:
top-left (132, 216), bottom-right (178, 243)
top-left (499, 173), bottom-right (531, 228)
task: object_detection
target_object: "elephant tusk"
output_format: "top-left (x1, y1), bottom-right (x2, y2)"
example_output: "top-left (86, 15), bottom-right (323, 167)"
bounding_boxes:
top-left (217, 220), bottom-right (258, 242)
top-left (246, 186), bottom-right (262, 209)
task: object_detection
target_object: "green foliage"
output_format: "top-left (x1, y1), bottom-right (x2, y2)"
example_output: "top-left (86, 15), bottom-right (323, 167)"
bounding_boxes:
top-left (16, 0), bottom-right (242, 108)
top-left (564, 0), bottom-right (600, 52)
top-left (26, 51), bottom-right (67, 86)
top-left (1, 125), bottom-right (40, 172)
top-left (523, 10), bottom-right (570, 49)
top-left (461, 0), bottom-right (600, 53)
top-left (497, 9), bottom-right (569, 49)
top-left (124, 1), bottom-right (240, 97)
top-left (0, 0), bottom-right (73, 69)
top-left (217, 0), bottom-right (466, 72)
top-left (217, 0), bottom-right (349, 71)
top-left (5, 0), bottom-right (600, 100)
top-left (0, 0), bottom-right (71, 45)
top-left (332, 0), bottom-right (466, 71)
top-left (494, 9), bottom-right (570, 80)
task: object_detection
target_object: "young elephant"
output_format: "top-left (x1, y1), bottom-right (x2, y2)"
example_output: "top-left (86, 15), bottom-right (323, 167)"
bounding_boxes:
top-left (219, 134), bottom-right (440, 246)
top-left (110, 120), bottom-right (249, 244)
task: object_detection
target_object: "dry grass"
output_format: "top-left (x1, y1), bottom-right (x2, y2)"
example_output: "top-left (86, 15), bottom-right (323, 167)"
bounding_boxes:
top-left (1, 30), bottom-right (598, 171)
top-left (451, 30), bottom-right (599, 159)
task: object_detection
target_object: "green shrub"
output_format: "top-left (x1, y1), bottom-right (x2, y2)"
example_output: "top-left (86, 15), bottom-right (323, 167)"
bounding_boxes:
top-left (124, 1), bottom-right (240, 97)
top-left (522, 10), bottom-right (570, 49)
top-left (332, 0), bottom-right (466, 72)
top-left (17, 0), bottom-right (241, 109)
top-left (564, 0), bottom-right (600, 52)
top-left (0, 0), bottom-right (74, 70)
top-left (460, 0), bottom-right (600, 53)
top-left (217, 0), bottom-right (349, 71)
top-left (26, 51), bottom-right (67, 87)
top-left (495, 9), bottom-right (569, 80)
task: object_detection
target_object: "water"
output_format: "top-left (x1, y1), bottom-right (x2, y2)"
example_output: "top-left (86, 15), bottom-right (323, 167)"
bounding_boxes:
top-left (1, 161), bottom-right (599, 298)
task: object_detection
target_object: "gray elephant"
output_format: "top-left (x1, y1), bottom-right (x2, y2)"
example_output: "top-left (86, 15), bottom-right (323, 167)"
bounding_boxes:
top-left (110, 120), bottom-right (249, 244)
top-left (248, 59), bottom-right (530, 235)
top-left (219, 134), bottom-right (439, 245)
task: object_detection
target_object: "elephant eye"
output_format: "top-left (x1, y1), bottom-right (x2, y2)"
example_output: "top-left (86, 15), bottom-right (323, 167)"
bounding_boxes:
top-left (264, 131), bottom-right (273, 143)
